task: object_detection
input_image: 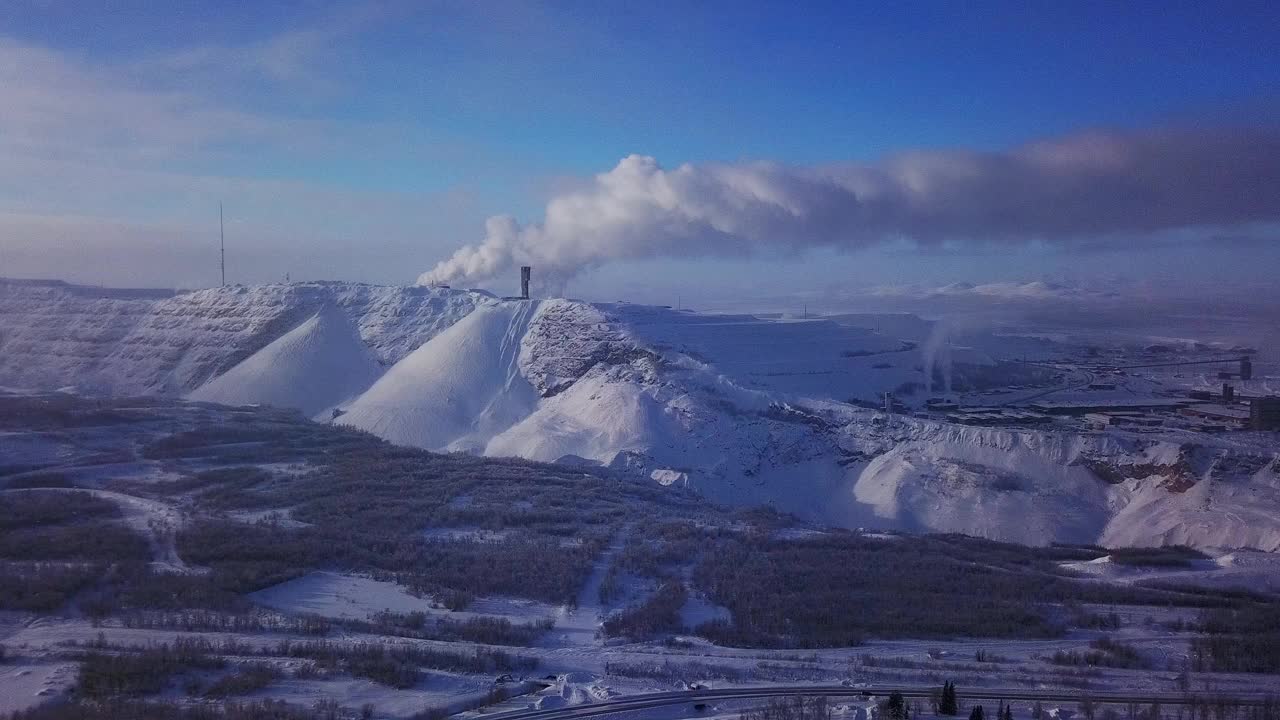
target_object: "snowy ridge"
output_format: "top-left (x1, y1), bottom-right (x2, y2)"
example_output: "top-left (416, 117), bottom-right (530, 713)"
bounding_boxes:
top-left (3, 277), bottom-right (1279, 550)
top-left (0, 278), bottom-right (482, 395)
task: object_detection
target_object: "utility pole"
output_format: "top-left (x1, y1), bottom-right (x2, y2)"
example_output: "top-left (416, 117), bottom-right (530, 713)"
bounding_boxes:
top-left (219, 202), bottom-right (226, 287)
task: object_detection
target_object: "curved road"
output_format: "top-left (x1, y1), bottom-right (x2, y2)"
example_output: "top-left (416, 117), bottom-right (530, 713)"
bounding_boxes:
top-left (488, 685), bottom-right (1276, 720)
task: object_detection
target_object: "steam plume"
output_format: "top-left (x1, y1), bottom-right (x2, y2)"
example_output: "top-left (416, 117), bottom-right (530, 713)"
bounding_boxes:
top-left (420, 126), bottom-right (1280, 288)
top-left (923, 319), bottom-right (953, 396)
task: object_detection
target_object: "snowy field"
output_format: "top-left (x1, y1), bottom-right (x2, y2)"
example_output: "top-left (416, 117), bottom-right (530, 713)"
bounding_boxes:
top-left (249, 572), bottom-right (560, 628)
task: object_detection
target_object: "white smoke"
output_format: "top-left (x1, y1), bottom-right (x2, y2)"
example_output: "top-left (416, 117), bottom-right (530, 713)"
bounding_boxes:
top-left (922, 319), bottom-right (953, 397)
top-left (420, 126), bottom-right (1280, 288)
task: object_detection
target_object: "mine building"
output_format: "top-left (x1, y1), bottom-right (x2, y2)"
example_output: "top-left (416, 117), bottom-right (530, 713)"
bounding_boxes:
top-left (1251, 397), bottom-right (1280, 431)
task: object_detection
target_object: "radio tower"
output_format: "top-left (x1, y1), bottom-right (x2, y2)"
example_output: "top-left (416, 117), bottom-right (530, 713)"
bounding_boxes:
top-left (219, 202), bottom-right (226, 287)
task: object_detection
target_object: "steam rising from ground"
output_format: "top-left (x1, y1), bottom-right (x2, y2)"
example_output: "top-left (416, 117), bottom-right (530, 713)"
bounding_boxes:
top-left (419, 126), bottom-right (1280, 289)
top-left (923, 320), bottom-right (953, 396)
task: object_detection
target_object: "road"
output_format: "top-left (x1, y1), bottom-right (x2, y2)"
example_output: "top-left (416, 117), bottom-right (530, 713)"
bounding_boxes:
top-left (487, 685), bottom-right (1276, 720)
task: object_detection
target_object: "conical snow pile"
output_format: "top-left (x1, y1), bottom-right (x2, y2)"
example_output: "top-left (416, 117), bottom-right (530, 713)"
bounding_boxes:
top-left (337, 301), bottom-right (541, 452)
top-left (188, 304), bottom-right (384, 418)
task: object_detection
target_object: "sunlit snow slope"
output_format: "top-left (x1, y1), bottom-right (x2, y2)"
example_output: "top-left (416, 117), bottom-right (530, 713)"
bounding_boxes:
top-left (188, 304), bottom-right (384, 418)
top-left (339, 301), bottom-right (541, 452)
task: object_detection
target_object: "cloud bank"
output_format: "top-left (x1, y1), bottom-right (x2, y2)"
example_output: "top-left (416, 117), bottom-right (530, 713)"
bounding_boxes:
top-left (419, 126), bottom-right (1280, 288)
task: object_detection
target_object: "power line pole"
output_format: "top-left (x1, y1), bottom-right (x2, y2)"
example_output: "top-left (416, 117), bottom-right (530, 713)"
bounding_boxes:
top-left (219, 202), bottom-right (226, 287)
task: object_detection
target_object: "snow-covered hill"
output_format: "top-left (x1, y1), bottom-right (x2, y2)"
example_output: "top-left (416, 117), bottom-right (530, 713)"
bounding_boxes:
top-left (0, 279), bottom-right (481, 395)
top-left (3, 277), bottom-right (1278, 550)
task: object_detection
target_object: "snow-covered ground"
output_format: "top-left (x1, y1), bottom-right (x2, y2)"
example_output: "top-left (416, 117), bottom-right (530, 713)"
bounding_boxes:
top-left (3, 278), bottom-right (1279, 550)
top-left (3, 607), bottom-right (1277, 719)
top-left (248, 572), bottom-right (559, 628)
top-left (1, 407), bottom-right (1278, 717)
top-left (0, 660), bottom-right (77, 717)
top-left (1060, 549), bottom-right (1280, 593)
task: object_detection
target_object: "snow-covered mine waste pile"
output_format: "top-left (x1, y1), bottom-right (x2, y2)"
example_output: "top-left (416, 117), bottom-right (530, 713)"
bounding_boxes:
top-left (2, 277), bottom-right (1279, 550)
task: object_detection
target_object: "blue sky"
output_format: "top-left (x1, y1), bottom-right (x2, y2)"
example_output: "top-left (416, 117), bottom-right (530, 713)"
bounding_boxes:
top-left (1, 0), bottom-right (1278, 305)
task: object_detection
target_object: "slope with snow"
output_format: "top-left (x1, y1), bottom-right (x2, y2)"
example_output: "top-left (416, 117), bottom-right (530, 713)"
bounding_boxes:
top-left (0, 279), bottom-right (482, 395)
top-left (830, 412), bottom-right (1280, 550)
top-left (187, 304), bottom-right (384, 418)
top-left (339, 300), bottom-right (541, 452)
top-left (0, 279), bottom-right (176, 392)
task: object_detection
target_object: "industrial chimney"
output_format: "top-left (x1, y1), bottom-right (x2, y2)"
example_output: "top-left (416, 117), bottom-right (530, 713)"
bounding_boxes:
top-left (520, 266), bottom-right (531, 299)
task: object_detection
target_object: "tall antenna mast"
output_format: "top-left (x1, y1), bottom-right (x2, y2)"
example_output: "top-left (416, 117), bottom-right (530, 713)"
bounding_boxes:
top-left (219, 202), bottom-right (226, 287)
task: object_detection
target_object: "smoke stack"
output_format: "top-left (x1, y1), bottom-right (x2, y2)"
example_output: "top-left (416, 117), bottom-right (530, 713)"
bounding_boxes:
top-left (520, 266), bottom-right (531, 299)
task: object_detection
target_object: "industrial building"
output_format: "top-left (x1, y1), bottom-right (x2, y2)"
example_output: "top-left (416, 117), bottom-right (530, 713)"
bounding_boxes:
top-left (1180, 403), bottom-right (1249, 427)
top-left (1251, 397), bottom-right (1280, 431)
top-left (1084, 412), bottom-right (1165, 429)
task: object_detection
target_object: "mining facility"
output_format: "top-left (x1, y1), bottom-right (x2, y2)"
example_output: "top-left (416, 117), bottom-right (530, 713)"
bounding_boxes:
top-left (891, 349), bottom-right (1280, 434)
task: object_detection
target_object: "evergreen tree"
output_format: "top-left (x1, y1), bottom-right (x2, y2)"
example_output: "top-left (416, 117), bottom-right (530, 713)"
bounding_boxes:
top-left (1004, 705), bottom-right (1014, 720)
top-left (970, 706), bottom-right (986, 720)
top-left (937, 681), bottom-right (957, 716)
top-left (887, 692), bottom-right (908, 720)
